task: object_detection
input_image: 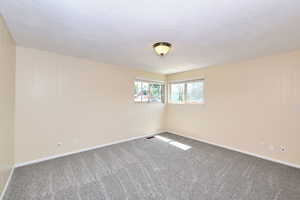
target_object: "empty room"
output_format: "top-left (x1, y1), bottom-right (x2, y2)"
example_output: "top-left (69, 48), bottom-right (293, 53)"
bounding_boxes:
top-left (1, 1), bottom-right (300, 200)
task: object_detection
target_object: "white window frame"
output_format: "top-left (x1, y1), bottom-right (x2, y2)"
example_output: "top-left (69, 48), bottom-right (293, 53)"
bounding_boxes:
top-left (134, 79), bottom-right (165, 104)
top-left (168, 78), bottom-right (204, 104)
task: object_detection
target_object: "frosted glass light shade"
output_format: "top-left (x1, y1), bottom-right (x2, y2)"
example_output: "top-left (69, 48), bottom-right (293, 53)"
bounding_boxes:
top-left (153, 42), bottom-right (171, 56)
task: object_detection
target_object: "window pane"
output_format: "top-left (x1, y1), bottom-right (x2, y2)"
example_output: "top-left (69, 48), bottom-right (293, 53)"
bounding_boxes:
top-left (141, 82), bottom-right (149, 102)
top-left (170, 83), bottom-right (185, 103)
top-left (150, 83), bottom-right (163, 103)
top-left (134, 80), bottom-right (165, 103)
top-left (186, 81), bottom-right (204, 103)
top-left (134, 81), bottom-right (142, 102)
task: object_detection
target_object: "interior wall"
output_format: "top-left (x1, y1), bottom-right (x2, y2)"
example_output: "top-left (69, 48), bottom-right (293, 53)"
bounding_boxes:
top-left (0, 16), bottom-right (15, 193)
top-left (166, 50), bottom-right (300, 166)
top-left (11, 36), bottom-right (300, 167)
top-left (15, 46), bottom-right (166, 164)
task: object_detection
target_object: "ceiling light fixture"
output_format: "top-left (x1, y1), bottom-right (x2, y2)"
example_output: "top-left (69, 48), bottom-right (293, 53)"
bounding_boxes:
top-left (153, 42), bottom-right (172, 56)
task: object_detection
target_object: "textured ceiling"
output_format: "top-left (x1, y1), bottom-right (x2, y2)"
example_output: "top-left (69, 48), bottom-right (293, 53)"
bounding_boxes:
top-left (1, 0), bottom-right (300, 74)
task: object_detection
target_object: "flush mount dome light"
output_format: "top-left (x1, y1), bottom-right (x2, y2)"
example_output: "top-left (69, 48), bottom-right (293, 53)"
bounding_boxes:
top-left (153, 42), bottom-right (172, 56)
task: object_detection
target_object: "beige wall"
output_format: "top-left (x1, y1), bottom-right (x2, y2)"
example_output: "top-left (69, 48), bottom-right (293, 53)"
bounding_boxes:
top-left (166, 50), bottom-right (300, 166)
top-left (9, 31), bottom-right (300, 168)
top-left (15, 46), bottom-right (166, 164)
top-left (14, 46), bottom-right (300, 166)
top-left (0, 16), bottom-right (15, 193)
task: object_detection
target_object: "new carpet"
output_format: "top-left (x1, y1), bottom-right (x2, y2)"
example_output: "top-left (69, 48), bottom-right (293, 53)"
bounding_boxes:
top-left (3, 133), bottom-right (300, 200)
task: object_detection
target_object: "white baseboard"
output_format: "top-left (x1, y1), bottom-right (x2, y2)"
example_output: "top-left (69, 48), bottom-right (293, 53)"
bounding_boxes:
top-left (168, 131), bottom-right (300, 169)
top-left (0, 167), bottom-right (14, 200)
top-left (15, 133), bottom-right (159, 168)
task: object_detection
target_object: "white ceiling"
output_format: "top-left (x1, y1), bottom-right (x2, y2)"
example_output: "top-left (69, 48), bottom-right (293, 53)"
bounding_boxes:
top-left (1, 1), bottom-right (300, 74)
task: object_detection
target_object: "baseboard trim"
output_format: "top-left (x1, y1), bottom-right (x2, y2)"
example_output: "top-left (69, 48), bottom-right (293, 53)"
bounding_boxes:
top-left (168, 131), bottom-right (300, 169)
top-left (15, 133), bottom-right (158, 168)
top-left (0, 167), bottom-right (14, 200)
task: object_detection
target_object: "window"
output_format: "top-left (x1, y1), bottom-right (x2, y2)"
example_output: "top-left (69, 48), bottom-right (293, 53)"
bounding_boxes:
top-left (169, 83), bottom-right (185, 103)
top-left (186, 80), bottom-right (204, 103)
top-left (169, 79), bottom-right (204, 104)
top-left (134, 79), bottom-right (164, 103)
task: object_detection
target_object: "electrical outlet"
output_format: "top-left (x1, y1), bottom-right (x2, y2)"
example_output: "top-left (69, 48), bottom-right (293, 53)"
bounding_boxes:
top-left (280, 146), bottom-right (286, 152)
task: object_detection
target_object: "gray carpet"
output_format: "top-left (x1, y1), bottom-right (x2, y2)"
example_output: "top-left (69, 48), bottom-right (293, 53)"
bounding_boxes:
top-left (3, 133), bottom-right (300, 200)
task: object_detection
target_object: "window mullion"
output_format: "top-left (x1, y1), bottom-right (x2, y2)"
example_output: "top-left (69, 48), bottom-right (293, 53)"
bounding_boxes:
top-left (140, 81), bottom-right (142, 103)
top-left (162, 84), bottom-right (165, 103)
top-left (148, 83), bottom-right (150, 103)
